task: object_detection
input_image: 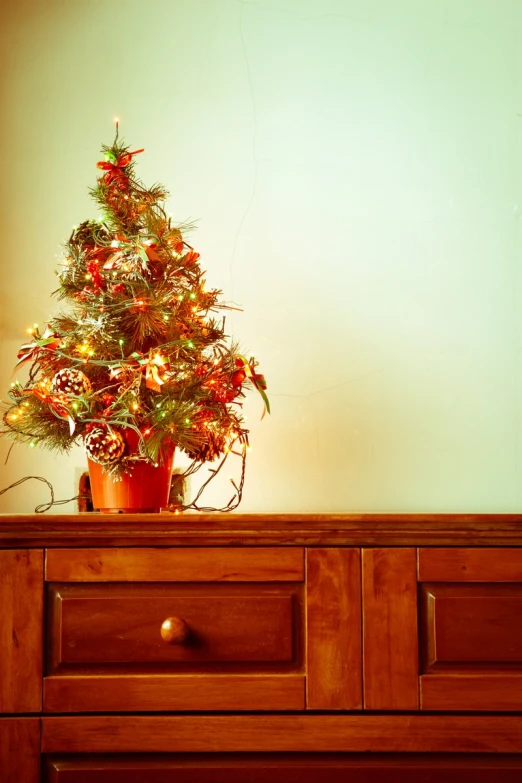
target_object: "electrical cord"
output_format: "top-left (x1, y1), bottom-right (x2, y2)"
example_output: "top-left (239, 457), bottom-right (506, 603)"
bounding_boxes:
top-left (0, 476), bottom-right (87, 513)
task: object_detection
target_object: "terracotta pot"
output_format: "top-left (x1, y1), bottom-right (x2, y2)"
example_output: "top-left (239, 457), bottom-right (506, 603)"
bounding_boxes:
top-left (87, 429), bottom-right (175, 513)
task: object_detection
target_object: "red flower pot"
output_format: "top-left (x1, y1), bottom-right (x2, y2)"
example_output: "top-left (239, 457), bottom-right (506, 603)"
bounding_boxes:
top-left (87, 429), bottom-right (175, 513)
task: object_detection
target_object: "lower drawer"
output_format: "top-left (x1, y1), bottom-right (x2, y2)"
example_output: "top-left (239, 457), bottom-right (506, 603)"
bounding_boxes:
top-left (43, 754), bottom-right (522, 783)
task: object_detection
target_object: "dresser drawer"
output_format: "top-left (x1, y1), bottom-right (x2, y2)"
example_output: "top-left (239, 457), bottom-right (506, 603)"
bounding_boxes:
top-left (43, 547), bottom-right (305, 713)
top-left (47, 584), bottom-right (295, 667)
top-left (418, 548), bottom-right (522, 711)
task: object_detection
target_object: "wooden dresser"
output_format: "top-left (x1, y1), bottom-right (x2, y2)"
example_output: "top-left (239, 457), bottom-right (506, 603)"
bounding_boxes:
top-left (3, 513), bottom-right (522, 781)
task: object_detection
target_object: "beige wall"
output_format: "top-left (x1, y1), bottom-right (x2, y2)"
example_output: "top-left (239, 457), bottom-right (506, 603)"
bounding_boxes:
top-left (1, 0), bottom-right (522, 512)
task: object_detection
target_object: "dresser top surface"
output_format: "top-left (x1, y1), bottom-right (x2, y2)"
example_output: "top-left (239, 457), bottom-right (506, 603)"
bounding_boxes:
top-left (1, 513), bottom-right (522, 547)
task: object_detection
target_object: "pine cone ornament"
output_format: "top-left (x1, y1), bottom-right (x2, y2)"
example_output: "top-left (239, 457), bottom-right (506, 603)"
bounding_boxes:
top-left (184, 428), bottom-right (227, 463)
top-left (71, 220), bottom-right (98, 246)
top-left (84, 428), bottom-right (126, 464)
top-left (51, 368), bottom-right (92, 396)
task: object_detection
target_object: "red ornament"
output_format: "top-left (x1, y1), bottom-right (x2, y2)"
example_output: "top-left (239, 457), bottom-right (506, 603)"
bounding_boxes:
top-left (231, 369), bottom-right (246, 387)
top-left (87, 260), bottom-right (105, 291)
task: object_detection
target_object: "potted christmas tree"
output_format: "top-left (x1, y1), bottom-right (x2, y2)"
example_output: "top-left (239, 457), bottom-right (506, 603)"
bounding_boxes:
top-left (1, 125), bottom-right (268, 512)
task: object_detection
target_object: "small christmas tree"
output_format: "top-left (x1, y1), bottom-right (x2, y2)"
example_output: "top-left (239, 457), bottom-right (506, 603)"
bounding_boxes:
top-left (2, 125), bottom-right (268, 509)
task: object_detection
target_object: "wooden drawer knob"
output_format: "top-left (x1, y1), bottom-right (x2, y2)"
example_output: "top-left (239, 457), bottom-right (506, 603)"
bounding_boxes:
top-left (160, 617), bottom-right (189, 644)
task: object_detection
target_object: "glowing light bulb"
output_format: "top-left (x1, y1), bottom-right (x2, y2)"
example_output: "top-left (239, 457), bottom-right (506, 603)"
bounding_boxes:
top-left (114, 116), bottom-right (119, 124)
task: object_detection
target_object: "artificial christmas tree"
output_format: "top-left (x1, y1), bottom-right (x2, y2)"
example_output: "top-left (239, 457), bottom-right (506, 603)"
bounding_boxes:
top-left (1, 125), bottom-right (268, 512)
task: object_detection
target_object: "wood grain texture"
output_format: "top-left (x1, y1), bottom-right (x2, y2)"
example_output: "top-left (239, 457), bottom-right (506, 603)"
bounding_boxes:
top-left (306, 548), bottom-right (361, 709)
top-left (41, 714), bottom-right (522, 754)
top-left (420, 583), bottom-right (522, 669)
top-left (3, 514), bottom-right (522, 547)
top-left (45, 547), bottom-right (304, 582)
top-left (43, 674), bottom-right (305, 712)
top-left (421, 674), bottom-right (522, 711)
top-left (0, 718), bottom-right (40, 783)
top-left (47, 586), bottom-right (294, 668)
top-left (419, 548), bottom-right (522, 581)
top-left (43, 753), bottom-right (522, 783)
top-left (362, 548), bottom-right (419, 710)
top-left (0, 549), bottom-right (43, 712)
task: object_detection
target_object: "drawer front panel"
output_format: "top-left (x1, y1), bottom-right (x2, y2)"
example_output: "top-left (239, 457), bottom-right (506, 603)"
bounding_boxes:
top-left (43, 754), bottom-right (522, 783)
top-left (418, 548), bottom-right (522, 711)
top-left (48, 585), bottom-right (295, 668)
top-left (44, 546), bottom-right (304, 712)
top-left (420, 584), bottom-right (522, 667)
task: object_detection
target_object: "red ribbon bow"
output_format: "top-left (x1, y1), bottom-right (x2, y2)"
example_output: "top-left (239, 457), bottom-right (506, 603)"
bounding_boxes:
top-left (109, 351), bottom-right (169, 393)
top-left (16, 327), bottom-right (61, 370)
top-left (96, 149), bottom-right (144, 185)
top-left (235, 355), bottom-right (270, 418)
